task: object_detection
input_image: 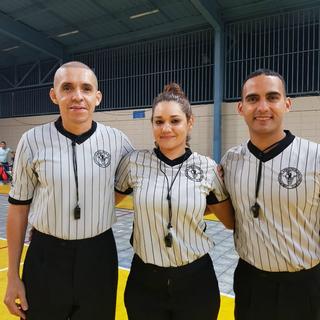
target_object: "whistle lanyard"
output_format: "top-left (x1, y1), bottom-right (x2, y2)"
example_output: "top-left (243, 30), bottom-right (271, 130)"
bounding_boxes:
top-left (159, 160), bottom-right (184, 229)
top-left (251, 159), bottom-right (263, 218)
top-left (159, 156), bottom-right (186, 247)
top-left (72, 141), bottom-right (81, 219)
top-left (251, 140), bottom-right (281, 218)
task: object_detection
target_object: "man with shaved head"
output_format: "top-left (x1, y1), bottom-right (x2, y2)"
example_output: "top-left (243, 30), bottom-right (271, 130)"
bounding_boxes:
top-left (4, 61), bottom-right (134, 320)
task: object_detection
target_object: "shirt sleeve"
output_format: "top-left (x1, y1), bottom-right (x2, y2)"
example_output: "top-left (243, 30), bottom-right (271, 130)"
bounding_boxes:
top-left (115, 152), bottom-right (133, 193)
top-left (120, 131), bottom-right (135, 158)
top-left (9, 133), bottom-right (38, 204)
top-left (208, 159), bottom-right (229, 204)
top-left (206, 191), bottom-right (219, 204)
top-left (220, 153), bottom-right (226, 168)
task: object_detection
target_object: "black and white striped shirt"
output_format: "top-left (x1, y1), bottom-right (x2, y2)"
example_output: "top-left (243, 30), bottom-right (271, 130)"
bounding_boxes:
top-left (9, 118), bottom-right (134, 240)
top-left (221, 131), bottom-right (320, 272)
top-left (115, 148), bottom-right (228, 267)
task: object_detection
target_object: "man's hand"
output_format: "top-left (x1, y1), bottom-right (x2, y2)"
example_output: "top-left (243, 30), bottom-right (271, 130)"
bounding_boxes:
top-left (4, 276), bottom-right (28, 319)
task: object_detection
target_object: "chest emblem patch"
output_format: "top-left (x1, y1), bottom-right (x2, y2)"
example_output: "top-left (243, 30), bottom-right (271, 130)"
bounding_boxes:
top-left (185, 165), bottom-right (204, 182)
top-left (278, 167), bottom-right (302, 189)
top-left (94, 150), bottom-right (111, 168)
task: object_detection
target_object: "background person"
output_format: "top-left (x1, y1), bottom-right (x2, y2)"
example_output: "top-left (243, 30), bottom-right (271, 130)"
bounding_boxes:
top-left (116, 83), bottom-right (234, 320)
top-left (0, 141), bottom-right (12, 172)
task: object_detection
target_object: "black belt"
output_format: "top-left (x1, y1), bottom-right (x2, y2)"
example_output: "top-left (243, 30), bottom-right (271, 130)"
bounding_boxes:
top-left (31, 228), bottom-right (112, 248)
top-left (132, 253), bottom-right (212, 278)
top-left (238, 258), bottom-right (320, 281)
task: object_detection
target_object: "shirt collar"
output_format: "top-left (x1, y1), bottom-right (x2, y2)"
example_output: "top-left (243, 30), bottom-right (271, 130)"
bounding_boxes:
top-left (54, 116), bottom-right (97, 144)
top-left (247, 130), bottom-right (295, 162)
top-left (154, 148), bottom-right (192, 166)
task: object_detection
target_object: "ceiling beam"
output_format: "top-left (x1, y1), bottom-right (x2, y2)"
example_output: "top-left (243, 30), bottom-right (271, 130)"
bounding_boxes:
top-left (222, 0), bottom-right (320, 21)
top-left (190, 0), bottom-right (223, 30)
top-left (0, 11), bottom-right (65, 60)
top-left (67, 15), bottom-right (208, 54)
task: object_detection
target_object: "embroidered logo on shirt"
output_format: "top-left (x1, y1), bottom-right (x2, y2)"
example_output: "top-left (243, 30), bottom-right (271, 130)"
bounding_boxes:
top-left (185, 165), bottom-right (204, 182)
top-left (278, 167), bottom-right (302, 189)
top-left (94, 150), bottom-right (111, 168)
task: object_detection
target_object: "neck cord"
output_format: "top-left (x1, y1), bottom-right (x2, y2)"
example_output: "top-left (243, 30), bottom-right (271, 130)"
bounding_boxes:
top-left (251, 139), bottom-right (282, 218)
top-left (159, 153), bottom-right (186, 247)
top-left (72, 141), bottom-right (81, 219)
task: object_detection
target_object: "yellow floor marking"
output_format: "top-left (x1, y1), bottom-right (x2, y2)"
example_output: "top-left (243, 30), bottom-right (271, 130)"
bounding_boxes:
top-left (219, 294), bottom-right (235, 320)
top-left (0, 240), bottom-right (27, 270)
top-left (0, 184), bottom-right (10, 194)
top-left (116, 195), bottom-right (133, 210)
top-left (0, 271), bottom-right (15, 320)
top-left (116, 268), bottom-right (130, 319)
top-left (204, 213), bottom-right (219, 222)
top-left (0, 240), bottom-right (27, 320)
top-left (0, 240), bottom-right (9, 270)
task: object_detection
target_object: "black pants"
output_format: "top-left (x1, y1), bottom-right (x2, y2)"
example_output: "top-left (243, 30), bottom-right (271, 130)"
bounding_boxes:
top-left (125, 254), bottom-right (220, 320)
top-left (234, 259), bottom-right (320, 320)
top-left (22, 229), bottom-right (118, 320)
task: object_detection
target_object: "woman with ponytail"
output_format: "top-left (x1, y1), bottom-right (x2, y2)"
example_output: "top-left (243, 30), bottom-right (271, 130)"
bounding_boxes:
top-left (116, 83), bottom-right (234, 320)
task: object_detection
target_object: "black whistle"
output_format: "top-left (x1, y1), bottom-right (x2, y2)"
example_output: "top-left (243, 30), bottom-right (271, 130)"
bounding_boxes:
top-left (164, 232), bottom-right (173, 247)
top-left (251, 202), bottom-right (260, 218)
top-left (74, 205), bottom-right (81, 220)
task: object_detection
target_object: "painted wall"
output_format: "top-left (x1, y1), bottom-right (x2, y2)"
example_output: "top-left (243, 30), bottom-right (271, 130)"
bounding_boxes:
top-left (0, 96), bottom-right (319, 159)
top-left (221, 96), bottom-right (320, 155)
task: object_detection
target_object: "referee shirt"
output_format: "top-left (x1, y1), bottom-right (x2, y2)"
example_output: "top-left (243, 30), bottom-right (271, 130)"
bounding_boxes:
top-left (221, 130), bottom-right (320, 272)
top-left (115, 148), bottom-right (229, 267)
top-left (9, 117), bottom-right (134, 240)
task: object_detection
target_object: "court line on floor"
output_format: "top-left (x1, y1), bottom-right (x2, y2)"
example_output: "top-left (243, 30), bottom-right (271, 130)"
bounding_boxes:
top-left (0, 262), bottom-right (24, 273)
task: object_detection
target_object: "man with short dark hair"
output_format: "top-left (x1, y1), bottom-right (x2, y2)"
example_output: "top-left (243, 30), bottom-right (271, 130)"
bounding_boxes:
top-left (4, 61), bottom-right (134, 320)
top-left (221, 69), bottom-right (320, 320)
top-left (0, 141), bottom-right (12, 173)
